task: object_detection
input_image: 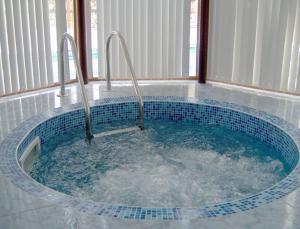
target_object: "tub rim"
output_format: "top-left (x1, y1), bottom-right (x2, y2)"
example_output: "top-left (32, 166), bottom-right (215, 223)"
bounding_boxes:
top-left (1, 96), bottom-right (300, 220)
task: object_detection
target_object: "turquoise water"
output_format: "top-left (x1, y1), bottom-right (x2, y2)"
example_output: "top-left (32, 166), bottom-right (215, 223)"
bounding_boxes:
top-left (30, 120), bottom-right (289, 207)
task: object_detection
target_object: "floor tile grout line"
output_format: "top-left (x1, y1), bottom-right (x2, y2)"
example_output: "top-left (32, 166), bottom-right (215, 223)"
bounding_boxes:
top-left (0, 203), bottom-right (58, 219)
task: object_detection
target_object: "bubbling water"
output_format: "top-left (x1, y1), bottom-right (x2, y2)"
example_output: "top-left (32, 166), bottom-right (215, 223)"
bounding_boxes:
top-left (30, 120), bottom-right (288, 207)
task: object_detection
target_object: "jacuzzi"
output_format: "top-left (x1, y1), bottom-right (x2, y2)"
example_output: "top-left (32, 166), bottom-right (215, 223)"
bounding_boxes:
top-left (0, 96), bottom-right (300, 220)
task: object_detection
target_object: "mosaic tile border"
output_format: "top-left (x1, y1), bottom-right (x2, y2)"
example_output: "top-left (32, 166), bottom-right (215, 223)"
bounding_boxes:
top-left (1, 96), bottom-right (300, 220)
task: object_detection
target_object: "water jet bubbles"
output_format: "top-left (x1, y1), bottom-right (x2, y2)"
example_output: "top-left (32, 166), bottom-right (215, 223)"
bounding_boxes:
top-left (30, 120), bottom-right (288, 207)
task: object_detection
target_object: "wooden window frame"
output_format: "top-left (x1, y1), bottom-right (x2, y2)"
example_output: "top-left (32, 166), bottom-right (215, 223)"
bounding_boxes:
top-left (196, 0), bottom-right (209, 84)
top-left (74, 0), bottom-right (209, 84)
top-left (74, 0), bottom-right (88, 84)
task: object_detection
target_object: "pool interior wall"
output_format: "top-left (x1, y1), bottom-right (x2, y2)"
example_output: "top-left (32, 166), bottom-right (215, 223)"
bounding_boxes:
top-left (2, 96), bottom-right (298, 220)
top-left (30, 119), bottom-right (291, 207)
top-left (18, 99), bottom-right (299, 171)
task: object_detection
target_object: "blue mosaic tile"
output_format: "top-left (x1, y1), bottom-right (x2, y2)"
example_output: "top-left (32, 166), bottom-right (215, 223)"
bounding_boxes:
top-left (0, 96), bottom-right (300, 220)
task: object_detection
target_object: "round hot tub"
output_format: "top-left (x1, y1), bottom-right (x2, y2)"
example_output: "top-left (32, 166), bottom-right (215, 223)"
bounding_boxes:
top-left (0, 96), bottom-right (300, 220)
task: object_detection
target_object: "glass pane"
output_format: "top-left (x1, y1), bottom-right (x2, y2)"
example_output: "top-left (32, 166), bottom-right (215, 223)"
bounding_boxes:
top-left (90, 0), bottom-right (198, 78)
top-left (50, 0), bottom-right (75, 83)
top-left (190, 0), bottom-right (198, 76)
top-left (91, 0), bottom-right (98, 77)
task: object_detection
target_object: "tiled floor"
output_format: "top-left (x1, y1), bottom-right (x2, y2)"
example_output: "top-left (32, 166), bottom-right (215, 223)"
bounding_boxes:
top-left (0, 81), bottom-right (300, 228)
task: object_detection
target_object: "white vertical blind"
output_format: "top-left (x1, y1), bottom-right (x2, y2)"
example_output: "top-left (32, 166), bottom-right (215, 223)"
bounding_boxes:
top-left (0, 47), bottom-right (4, 95)
top-left (12, 0), bottom-right (27, 90)
top-left (5, 0), bottom-right (19, 92)
top-left (35, 0), bottom-right (49, 87)
top-left (20, 0), bottom-right (34, 90)
top-left (85, 0), bottom-right (93, 77)
top-left (0, 0), bottom-right (68, 96)
top-left (92, 0), bottom-right (191, 79)
top-left (208, 0), bottom-right (300, 94)
top-left (0, 0), bottom-right (12, 94)
top-left (28, 0), bottom-right (41, 88)
top-left (43, 0), bottom-right (54, 85)
top-left (55, 0), bottom-right (70, 82)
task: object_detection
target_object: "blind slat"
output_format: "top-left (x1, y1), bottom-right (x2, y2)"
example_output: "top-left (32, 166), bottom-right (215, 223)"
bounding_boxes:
top-left (28, 0), bottom-right (41, 88)
top-left (175, 0), bottom-right (183, 74)
top-left (288, 0), bottom-right (300, 91)
top-left (161, 0), bottom-right (169, 77)
top-left (96, 0), bottom-right (104, 77)
top-left (182, 0), bottom-right (191, 75)
top-left (118, 0), bottom-right (126, 76)
top-left (167, 1), bottom-right (176, 76)
top-left (35, 0), bottom-right (48, 87)
top-left (5, 0), bottom-right (20, 91)
top-left (231, 0), bottom-right (258, 85)
top-left (125, 0), bottom-right (133, 77)
top-left (175, 0), bottom-right (181, 74)
top-left (0, 0), bottom-right (12, 94)
top-left (280, 0), bottom-right (298, 91)
top-left (110, 0), bottom-right (120, 76)
top-left (141, 0), bottom-right (148, 75)
top-left (0, 47), bottom-right (4, 95)
top-left (42, 0), bottom-right (54, 85)
top-left (252, 0), bottom-right (267, 86)
top-left (85, 0), bottom-right (93, 78)
top-left (55, 0), bottom-right (70, 82)
top-left (147, 1), bottom-right (156, 76)
top-left (103, 0), bottom-right (111, 76)
top-left (105, 0), bottom-right (115, 76)
top-left (13, 0), bottom-right (27, 90)
top-left (132, 0), bottom-right (140, 76)
top-left (258, 1), bottom-right (283, 89)
top-left (20, 0), bottom-right (34, 90)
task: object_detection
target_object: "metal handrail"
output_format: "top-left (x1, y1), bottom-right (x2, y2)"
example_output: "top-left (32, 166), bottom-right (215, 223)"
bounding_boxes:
top-left (58, 33), bottom-right (93, 140)
top-left (106, 31), bottom-right (144, 130)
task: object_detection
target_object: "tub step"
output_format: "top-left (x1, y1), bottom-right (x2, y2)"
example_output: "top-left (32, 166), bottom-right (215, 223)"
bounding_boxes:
top-left (94, 126), bottom-right (141, 138)
top-left (19, 136), bottom-right (41, 173)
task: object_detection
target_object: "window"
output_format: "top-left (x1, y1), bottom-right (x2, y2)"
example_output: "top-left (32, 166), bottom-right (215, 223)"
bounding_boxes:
top-left (87, 0), bottom-right (198, 79)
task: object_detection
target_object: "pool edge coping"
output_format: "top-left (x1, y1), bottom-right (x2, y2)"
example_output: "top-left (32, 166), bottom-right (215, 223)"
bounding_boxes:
top-left (0, 96), bottom-right (300, 220)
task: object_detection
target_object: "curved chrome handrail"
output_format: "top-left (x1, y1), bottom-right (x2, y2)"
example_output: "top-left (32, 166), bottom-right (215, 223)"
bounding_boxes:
top-left (106, 31), bottom-right (144, 130)
top-left (58, 33), bottom-right (93, 140)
